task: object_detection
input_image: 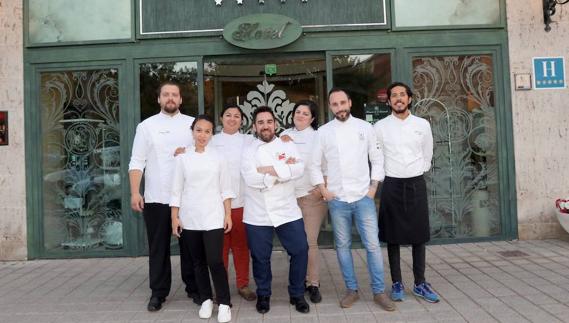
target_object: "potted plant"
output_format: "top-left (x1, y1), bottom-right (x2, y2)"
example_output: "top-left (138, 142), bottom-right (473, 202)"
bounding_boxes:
top-left (555, 198), bottom-right (569, 233)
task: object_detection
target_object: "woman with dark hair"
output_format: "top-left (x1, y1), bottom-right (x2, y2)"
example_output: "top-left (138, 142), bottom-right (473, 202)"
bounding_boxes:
top-left (281, 100), bottom-right (328, 303)
top-left (170, 115), bottom-right (235, 322)
top-left (210, 104), bottom-right (257, 301)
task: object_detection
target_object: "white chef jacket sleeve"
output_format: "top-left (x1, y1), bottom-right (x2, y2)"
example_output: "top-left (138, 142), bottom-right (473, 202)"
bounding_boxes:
top-left (169, 155), bottom-right (185, 207)
top-left (422, 120), bottom-right (434, 173)
top-left (219, 154), bottom-right (236, 200)
top-left (309, 131), bottom-right (325, 186)
top-left (373, 122), bottom-right (386, 182)
top-left (368, 124), bottom-right (385, 182)
top-left (241, 144), bottom-right (276, 189)
top-left (129, 123), bottom-right (148, 171)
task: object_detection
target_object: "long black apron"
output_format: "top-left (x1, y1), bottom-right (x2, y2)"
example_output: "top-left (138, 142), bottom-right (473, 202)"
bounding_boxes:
top-left (378, 175), bottom-right (430, 244)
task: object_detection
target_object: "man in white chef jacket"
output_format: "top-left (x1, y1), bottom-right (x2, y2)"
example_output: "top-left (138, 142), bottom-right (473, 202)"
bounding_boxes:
top-left (310, 87), bottom-right (395, 311)
top-left (241, 106), bottom-right (310, 315)
top-left (129, 82), bottom-right (198, 312)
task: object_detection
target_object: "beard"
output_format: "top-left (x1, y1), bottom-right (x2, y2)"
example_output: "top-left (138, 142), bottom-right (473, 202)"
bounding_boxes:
top-left (162, 101), bottom-right (180, 114)
top-left (258, 129), bottom-right (275, 143)
top-left (391, 101), bottom-right (409, 115)
top-left (334, 110), bottom-right (350, 122)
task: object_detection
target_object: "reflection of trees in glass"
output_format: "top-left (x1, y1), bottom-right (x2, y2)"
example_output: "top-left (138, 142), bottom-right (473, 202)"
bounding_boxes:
top-left (139, 62), bottom-right (199, 120)
top-left (332, 54), bottom-right (391, 119)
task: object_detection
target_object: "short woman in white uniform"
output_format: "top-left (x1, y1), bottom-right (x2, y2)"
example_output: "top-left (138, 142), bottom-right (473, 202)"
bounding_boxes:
top-left (170, 115), bottom-right (235, 323)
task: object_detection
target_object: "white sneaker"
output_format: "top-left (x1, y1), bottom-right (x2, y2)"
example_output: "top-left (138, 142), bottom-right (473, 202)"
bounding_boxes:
top-left (217, 304), bottom-right (231, 323)
top-left (199, 299), bottom-right (213, 319)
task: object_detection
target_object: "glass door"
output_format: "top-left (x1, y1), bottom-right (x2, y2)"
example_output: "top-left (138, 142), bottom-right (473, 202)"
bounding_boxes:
top-left (39, 68), bottom-right (125, 256)
top-left (411, 54), bottom-right (502, 240)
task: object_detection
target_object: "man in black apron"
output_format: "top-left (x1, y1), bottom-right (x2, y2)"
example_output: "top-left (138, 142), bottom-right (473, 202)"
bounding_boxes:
top-left (374, 82), bottom-right (439, 303)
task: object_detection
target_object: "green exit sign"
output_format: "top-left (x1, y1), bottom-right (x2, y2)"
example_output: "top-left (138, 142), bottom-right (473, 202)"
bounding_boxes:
top-left (265, 64), bottom-right (277, 76)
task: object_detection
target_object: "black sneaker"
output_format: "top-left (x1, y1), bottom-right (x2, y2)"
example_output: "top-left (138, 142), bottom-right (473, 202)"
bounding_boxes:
top-left (147, 296), bottom-right (164, 312)
top-left (306, 285), bottom-right (322, 303)
top-left (290, 295), bottom-right (310, 313)
top-left (256, 295), bottom-right (270, 314)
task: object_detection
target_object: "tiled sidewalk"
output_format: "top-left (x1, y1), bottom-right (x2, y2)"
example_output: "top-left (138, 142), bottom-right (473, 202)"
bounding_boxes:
top-left (1, 240), bottom-right (569, 322)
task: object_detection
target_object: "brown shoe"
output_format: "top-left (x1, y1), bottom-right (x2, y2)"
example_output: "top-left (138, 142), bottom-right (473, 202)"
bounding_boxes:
top-left (340, 289), bottom-right (359, 308)
top-left (374, 292), bottom-right (396, 311)
top-left (238, 286), bottom-right (257, 301)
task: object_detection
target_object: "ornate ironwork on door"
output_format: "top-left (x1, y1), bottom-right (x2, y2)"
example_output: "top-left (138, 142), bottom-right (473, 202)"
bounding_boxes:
top-left (412, 55), bottom-right (501, 239)
top-left (40, 69), bottom-right (123, 252)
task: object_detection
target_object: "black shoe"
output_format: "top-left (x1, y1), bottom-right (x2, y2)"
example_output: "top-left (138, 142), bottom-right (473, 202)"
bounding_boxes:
top-left (306, 285), bottom-right (322, 303)
top-left (187, 291), bottom-right (200, 305)
top-left (147, 296), bottom-right (164, 312)
top-left (256, 295), bottom-right (271, 314)
top-left (290, 296), bottom-right (310, 313)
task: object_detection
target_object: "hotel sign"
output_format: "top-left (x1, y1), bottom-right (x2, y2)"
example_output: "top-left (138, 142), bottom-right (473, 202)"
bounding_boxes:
top-left (533, 57), bottom-right (566, 89)
top-left (223, 14), bottom-right (302, 49)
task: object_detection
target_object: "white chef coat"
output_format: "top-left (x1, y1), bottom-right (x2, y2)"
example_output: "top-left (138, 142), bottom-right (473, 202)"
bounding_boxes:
top-left (128, 112), bottom-right (194, 204)
top-left (310, 115), bottom-right (384, 203)
top-left (374, 113), bottom-right (433, 180)
top-left (211, 131), bottom-right (255, 209)
top-left (169, 146), bottom-right (235, 231)
top-left (281, 127), bottom-right (323, 198)
top-left (241, 137), bottom-right (304, 227)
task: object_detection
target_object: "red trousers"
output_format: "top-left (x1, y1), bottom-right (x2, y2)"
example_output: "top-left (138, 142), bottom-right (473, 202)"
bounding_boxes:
top-left (223, 207), bottom-right (250, 288)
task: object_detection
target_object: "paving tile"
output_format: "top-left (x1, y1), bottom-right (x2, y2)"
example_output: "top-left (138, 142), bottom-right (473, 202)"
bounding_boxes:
top-left (4, 241), bottom-right (569, 322)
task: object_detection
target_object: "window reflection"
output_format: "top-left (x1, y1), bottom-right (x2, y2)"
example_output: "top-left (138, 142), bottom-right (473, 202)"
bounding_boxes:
top-left (332, 53), bottom-right (392, 123)
top-left (139, 62), bottom-right (199, 121)
top-left (28, 0), bottom-right (131, 43)
top-left (394, 0), bottom-right (500, 28)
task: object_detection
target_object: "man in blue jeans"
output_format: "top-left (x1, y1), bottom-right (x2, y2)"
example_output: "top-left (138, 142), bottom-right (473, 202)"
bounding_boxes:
top-left (310, 88), bottom-right (395, 311)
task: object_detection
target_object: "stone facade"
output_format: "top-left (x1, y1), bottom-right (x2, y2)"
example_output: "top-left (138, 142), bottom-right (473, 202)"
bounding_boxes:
top-left (0, 0), bottom-right (26, 260)
top-left (506, 0), bottom-right (569, 239)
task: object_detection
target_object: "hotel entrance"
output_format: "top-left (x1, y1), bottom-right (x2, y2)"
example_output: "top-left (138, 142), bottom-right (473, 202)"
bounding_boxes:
top-left (24, 0), bottom-right (516, 259)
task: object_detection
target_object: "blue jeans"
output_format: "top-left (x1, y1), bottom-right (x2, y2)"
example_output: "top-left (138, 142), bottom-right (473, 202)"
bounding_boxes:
top-left (245, 219), bottom-right (308, 297)
top-left (328, 196), bottom-right (386, 294)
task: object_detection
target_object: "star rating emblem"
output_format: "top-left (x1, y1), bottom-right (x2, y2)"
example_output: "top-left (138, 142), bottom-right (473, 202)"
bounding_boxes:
top-left (214, 0), bottom-right (308, 6)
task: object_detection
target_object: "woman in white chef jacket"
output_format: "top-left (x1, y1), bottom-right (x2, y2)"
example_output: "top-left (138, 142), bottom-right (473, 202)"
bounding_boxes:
top-left (281, 100), bottom-right (328, 304)
top-left (170, 115), bottom-right (235, 323)
top-left (210, 104), bottom-right (257, 301)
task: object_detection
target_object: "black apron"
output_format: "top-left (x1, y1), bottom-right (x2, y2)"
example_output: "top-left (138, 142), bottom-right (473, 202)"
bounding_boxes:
top-left (378, 175), bottom-right (430, 244)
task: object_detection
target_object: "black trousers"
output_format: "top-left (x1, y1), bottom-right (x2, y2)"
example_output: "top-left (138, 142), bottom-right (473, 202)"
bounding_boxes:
top-left (387, 243), bottom-right (426, 285)
top-left (182, 228), bottom-right (231, 306)
top-left (143, 203), bottom-right (198, 298)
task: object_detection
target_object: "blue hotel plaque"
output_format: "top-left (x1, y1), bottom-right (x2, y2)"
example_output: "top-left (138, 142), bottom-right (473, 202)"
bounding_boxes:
top-left (533, 57), bottom-right (566, 89)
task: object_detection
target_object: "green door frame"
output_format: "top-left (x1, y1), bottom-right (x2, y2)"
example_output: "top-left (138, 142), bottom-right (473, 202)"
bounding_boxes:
top-left (25, 28), bottom-right (516, 258)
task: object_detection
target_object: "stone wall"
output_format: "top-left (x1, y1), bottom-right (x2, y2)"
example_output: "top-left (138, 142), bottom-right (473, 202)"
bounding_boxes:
top-left (0, 0), bottom-right (26, 259)
top-left (506, 0), bottom-right (569, 239)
